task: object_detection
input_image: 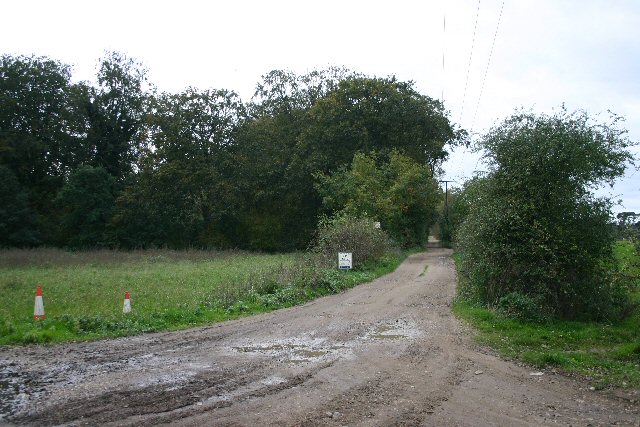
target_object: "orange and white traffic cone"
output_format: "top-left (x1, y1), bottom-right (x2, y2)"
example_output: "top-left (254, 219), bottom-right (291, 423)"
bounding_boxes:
top-left (34, 284), bottom-right (46, 319)
top-left (123, 291), bottom-right (131, 313)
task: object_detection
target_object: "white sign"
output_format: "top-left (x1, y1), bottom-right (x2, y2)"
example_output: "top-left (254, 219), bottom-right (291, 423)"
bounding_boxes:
top-left (374, 221), bottom-right (381, 229)
top-left (338, 252), bottom-right (352, 269)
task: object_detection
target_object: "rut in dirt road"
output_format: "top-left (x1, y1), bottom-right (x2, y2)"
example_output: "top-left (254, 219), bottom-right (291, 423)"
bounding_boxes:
top-left (0, 249), bottom-right (638, 426)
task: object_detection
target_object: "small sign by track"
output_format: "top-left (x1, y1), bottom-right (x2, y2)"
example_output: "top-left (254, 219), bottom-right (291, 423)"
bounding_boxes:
top-left (338, 252), bottom-right (352, 270)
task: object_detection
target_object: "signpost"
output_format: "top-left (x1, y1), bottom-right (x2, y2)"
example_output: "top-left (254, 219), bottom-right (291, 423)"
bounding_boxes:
top-left (338, 252), bottom-right (352, 270)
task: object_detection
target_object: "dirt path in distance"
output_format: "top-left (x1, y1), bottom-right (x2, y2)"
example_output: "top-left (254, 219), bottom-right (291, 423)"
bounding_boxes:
top-left (1, 249), bottom-right (638, 426)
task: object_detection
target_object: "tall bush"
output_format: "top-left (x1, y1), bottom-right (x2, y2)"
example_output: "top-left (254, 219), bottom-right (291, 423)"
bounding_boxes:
top-left (313, 214), bottom-right (390, 269)
top-left (457, 109), bottom-right (636, 320)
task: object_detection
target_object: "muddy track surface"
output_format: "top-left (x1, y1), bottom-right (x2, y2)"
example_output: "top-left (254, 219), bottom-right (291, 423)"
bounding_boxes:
top-left (1, 249), bottom-right (639, 426)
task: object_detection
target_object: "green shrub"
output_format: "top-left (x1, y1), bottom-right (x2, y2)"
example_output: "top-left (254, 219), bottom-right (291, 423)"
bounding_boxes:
top-left (457, 109), bottom-right (635, 321)
top-left (315, 151), bottom-right (440, 248)
top-left (313, 214), bottom-right (390, 269)
top-left (497, 292), bottom-right (548, 322)
top-left (438, 178), bottom-right (484, 247)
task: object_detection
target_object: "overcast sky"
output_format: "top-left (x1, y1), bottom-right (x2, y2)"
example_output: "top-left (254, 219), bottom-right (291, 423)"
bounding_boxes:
top-left (2, 0), bottom-right (639, 213)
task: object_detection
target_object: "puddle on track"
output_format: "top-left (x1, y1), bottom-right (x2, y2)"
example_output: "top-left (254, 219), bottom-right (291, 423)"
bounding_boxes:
top-left (230, 337), bottom-right (347, 364)
top-left (365, 319), bottom-right (421, 341)
top-left (370, 324), bottom-right (405, 340)
top-left (229, 320), bottom-right (421, 365)
top-left (231, 343), bottom-right (331, 363)
top-left (234, 344), bottom-right (300, 353)
top-left (294, 349), bottom-right (328, 358)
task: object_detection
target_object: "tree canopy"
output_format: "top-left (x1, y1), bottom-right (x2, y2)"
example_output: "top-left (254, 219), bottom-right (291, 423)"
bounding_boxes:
top-left (0, 53), bottom-right (457, 250)
top-left (299, 76), bottom-right (458, 176)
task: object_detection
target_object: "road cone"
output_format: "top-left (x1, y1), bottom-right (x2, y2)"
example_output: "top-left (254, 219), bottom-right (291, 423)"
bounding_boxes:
top-left (123, 291), bottom-right (131, 313)
top-left (34, 284), bottom-right (46, 320)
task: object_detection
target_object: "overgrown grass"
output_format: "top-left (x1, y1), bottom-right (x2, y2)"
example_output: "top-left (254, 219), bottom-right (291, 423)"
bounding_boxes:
top-left (453, 243), bottom-right (640, 390)
top-left (0, 249), bottom-right (404, 345)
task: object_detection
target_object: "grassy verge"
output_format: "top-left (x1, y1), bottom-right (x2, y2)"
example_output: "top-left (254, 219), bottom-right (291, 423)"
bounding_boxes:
top-left (0, 249), bottom-right (405, 345)
top-left (452, 243), bottom-right (640, 390)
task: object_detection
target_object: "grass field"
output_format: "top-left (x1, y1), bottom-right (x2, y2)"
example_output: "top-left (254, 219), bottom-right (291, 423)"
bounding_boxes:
top-left (0, 248), bottom-right (404, 345)
top-left (453, 241), bottom-right (640, 389)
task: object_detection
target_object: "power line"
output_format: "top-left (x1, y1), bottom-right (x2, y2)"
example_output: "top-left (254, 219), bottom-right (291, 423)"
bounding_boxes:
top-left (470, 1), bottom-right (505, 133)
top-left (441, 14), bottom-right (445, 103)
top-left (459, 0), bottom-right (481, 124)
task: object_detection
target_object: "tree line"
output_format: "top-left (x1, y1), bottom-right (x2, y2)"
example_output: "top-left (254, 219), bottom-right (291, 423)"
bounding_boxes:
top-left (4, 51), bottom-right (636, 321)
top-left (0, 52), bottom-right (462, 250)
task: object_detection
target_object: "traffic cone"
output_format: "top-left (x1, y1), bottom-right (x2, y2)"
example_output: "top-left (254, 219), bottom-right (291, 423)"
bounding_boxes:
top-left (34, 284), bottom-right (46, 320)
top-left (123, 291), bottom-right (131, 313)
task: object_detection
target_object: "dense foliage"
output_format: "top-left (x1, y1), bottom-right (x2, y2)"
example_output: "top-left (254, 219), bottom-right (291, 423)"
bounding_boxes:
top-left (456, 109), bottom-right (636, 321)
top-left (55, 166), bottom-right (116, 248)
top-left (0, 54), bottom-right (457, 251)
top-left (437, 179), bottom-right (480, 247)
top-left (313, 214), bottom-right (390, 269)
top-left (316, 151), bottom-right (440, 247)
top-left (0, 166), bottom-right (38, 246)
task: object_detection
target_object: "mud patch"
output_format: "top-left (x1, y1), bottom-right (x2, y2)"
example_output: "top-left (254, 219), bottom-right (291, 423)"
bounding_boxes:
top-left (234, 344), bottom-right (299, 353)
top-left (230, 336), bottom-right (350, 363)
top-left (0, 362), bottom-right (30, 420)
top-left (260, 375), bottom-right (287, 386)
top-left (0, 361), bottom-right (58, 420)
top-left (365, 319), bottom-right (421, 341)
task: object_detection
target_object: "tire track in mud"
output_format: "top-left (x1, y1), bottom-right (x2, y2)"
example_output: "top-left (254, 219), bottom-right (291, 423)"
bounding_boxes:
top-left (1, 249), bottom-right (639, 426)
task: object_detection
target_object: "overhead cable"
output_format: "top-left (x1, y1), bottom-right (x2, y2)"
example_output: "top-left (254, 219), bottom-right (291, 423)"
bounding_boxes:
top-left (442, 14), bottom-right (446, 103)
top-left (470, 1), bottom-right (505, 133)
top-left (459, 0), bottom-right (481, 124)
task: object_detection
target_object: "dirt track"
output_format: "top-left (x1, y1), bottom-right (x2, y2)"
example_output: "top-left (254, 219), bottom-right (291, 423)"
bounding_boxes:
top-left (1, 249), bottom-right (638, 426)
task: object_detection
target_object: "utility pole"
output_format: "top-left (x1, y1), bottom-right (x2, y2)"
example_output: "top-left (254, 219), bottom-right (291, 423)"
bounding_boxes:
top-left (439, 180), bottom-right (454, 220)
top-left (438, 180), bottom-right (454, 244)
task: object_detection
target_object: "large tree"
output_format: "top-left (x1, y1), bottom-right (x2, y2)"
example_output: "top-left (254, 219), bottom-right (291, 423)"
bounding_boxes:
top-left (235, 73), bottom-right (460, 250)
top-left (0, 55), bottom-right (87, 243)
top-left (82, 51), bottom-right (151, 181)
top-left (231, 68), bottom-right (354, 250)
top-left (456, 109), bottom-right (636, 320)
top-left (112, 88), bottom-right (244, 248)
top-left (298, 76), bottom-right (459, 175)
top-left (0, 55), bottom-right (79, 180)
